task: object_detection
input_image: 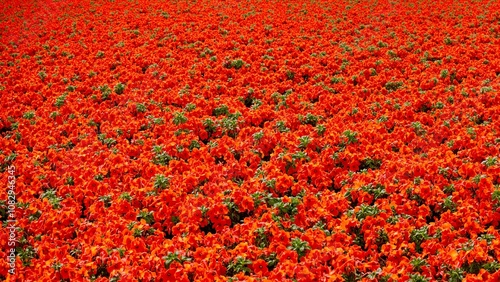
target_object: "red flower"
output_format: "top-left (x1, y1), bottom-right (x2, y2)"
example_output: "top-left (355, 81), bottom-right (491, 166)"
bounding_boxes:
top-left (278, 250), bottom-right (298, 263)
top-left (251, 259), bottom-right (269, 276)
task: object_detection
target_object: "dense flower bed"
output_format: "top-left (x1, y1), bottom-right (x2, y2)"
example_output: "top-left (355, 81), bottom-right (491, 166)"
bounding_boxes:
top-left (1, 0), bottom-right (500, 280)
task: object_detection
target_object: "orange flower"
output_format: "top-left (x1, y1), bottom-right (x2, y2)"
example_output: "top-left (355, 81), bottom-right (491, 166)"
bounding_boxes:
top-left (251, 259), bottom-right (269, 276)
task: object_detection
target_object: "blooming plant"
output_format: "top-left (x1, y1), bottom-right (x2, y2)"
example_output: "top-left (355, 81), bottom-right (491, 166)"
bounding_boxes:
top-left (1, 0), bottom-right (500, 281)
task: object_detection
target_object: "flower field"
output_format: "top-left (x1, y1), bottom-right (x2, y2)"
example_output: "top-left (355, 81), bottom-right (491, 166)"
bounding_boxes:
top-left (1, 0), bottom-right (500, 280)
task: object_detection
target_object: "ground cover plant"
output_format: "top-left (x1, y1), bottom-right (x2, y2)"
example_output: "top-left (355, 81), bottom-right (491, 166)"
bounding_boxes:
top-left (1, 0), bottom-right (500, 281)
